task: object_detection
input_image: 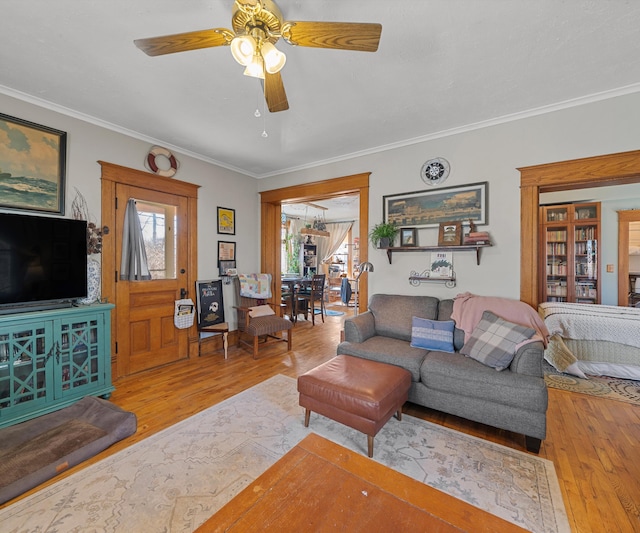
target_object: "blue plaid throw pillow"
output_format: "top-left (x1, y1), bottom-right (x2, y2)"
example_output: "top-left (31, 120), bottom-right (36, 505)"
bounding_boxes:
top-left (410, 317), bottom-right (455, 353)
top-left (460, 310), bottom-right (535, 370)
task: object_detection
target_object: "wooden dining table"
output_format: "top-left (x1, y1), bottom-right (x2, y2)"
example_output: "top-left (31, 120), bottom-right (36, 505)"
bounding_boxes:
top-left (281, 276), bottom-right (311, 323)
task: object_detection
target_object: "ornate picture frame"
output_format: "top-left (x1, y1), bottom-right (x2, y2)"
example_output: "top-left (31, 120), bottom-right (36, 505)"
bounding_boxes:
top-left (217, 206), bottom-right (235, 235)
top-left (0, 113), bottom-right (67, 214)
top-left (384, 182), bottom-right (488, 229)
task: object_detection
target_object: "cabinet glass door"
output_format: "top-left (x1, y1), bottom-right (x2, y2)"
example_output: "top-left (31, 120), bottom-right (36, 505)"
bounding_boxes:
top-left (540, 202), bottom-right (600, 305)
top-left (57, 316), bottom-right (102, 397)
top-left (574, 224), bottom-right (598, 303)
top-left (544, 220), bottom-right (568, 302)
top-left (0, 326), bottom-right (50, 413)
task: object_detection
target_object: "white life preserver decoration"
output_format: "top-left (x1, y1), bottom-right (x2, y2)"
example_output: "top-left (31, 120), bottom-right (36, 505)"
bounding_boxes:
top-left (145, 146), bottom-right (178, 177)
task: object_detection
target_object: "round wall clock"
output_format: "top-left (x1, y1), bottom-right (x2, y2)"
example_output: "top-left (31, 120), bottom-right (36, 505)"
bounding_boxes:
top-left (420, 157), bottom-right (450, 186)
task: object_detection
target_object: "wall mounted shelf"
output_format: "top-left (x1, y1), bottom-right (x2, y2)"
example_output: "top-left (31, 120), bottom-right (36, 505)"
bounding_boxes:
top-left (409, 272), bottom-right (456, 288)
top-left (380, 244), bottom-right (492, 265)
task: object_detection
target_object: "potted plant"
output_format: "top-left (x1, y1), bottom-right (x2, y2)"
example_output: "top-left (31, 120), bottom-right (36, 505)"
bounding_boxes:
top-left (369, 221), bottom-right (399, 248)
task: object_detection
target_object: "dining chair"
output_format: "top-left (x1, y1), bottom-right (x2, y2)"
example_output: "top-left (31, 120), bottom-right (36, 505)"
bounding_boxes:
top-left (233, 274), bottom-right (293, 358)
top-left (297, 274), bottom-right (326, 325)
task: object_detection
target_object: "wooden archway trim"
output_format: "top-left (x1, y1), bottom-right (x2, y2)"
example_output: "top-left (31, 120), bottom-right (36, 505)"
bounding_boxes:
top-left (519, 149), bottom-right (640, 307)
top-left (260, 172), bottom-right (370, 313)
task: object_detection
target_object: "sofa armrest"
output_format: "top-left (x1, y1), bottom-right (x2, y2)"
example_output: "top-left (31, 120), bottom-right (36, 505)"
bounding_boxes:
top-left (343, 311), bottom-right (376, 343)
top-left (509, 340), bottom-right (545, 377)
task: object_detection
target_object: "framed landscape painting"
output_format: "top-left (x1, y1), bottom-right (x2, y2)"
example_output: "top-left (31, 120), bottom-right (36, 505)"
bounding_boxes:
top-left (0, 113), bottom-right (67, 214)
top-left (384, 182), bottom-right (488, 229)
top-left (400, 227), bottom-right (418, 246)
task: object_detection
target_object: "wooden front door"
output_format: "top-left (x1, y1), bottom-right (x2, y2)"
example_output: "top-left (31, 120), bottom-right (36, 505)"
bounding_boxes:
top-left (115, 184), bottom-right (189, 375)
top-left (100, 162), bottom-right (199, 378)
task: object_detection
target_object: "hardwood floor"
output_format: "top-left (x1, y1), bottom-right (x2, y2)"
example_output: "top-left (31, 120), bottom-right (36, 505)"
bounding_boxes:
top-left (3, 304), bottom-right (640, 532)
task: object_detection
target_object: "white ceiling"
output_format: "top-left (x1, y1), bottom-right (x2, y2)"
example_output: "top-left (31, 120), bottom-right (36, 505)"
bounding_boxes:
top-left (282, 195), bottom-right (359, 223)
top-left (2, 1), bottom-right (640, 179)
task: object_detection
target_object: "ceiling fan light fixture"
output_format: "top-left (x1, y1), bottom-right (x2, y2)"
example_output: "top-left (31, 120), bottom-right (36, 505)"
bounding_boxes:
top-left (243, 53), bottom-right (265, 79)
top-left (230, 34), bottom-right (256, 66)
top-left (261, 41), bottom-right (286, 74)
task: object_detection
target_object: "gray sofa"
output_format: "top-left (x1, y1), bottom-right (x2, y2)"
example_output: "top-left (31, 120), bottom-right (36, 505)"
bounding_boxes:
top-left (337, 294), bottom-right (548, 453)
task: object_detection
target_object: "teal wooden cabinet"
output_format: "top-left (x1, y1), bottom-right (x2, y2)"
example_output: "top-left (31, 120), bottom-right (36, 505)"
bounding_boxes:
top-left (0, 304), bottom-right (114, 428)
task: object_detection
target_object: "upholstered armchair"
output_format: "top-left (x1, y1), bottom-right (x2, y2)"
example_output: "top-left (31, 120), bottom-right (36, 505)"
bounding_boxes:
top-left (233, 274), bottom-right (293, 359)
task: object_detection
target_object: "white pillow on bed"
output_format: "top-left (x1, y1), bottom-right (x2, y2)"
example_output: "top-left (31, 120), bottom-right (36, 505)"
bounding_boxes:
top-left (564, 362), bottom-right (587, 379)
top-left (544, 334), bottom-right (587, 379)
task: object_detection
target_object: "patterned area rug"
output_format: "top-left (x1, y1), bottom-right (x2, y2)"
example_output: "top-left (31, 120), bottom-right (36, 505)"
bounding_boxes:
top-left (544, 364), bottom-right (640, 406)
top-left (0, 375), bottom-right (569, 533)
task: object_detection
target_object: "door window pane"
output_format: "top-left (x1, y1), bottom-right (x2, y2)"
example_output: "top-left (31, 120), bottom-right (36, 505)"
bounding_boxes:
top-left (136, 201), bottom-right (177, 280)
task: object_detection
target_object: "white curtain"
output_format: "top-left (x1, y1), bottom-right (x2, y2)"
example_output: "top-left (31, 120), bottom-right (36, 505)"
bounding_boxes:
top-left (120, 198), bottom-right (151, 281)
top-left (289, 217), bottom-right (305, 238)
top-left (320, 222), bottom-right (353, 264)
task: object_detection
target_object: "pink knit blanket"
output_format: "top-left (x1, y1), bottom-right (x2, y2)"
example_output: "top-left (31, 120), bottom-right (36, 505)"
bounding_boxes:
top-left (451, 292), bottom-right (550, 347)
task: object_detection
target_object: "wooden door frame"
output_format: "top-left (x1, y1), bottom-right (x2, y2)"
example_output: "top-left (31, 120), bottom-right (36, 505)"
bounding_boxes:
top-left (519, 149), bottom-right (640, 307)
top-left (617, 210), bottom-right (640, 305)
top-left (99, 161), bottom-right (200, 377)
top-left (260, 172), bottom-right (370, 313)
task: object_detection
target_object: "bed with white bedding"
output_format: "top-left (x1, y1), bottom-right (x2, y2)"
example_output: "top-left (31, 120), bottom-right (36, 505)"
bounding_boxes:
top-left (538, 302), bottom-right (640, 379)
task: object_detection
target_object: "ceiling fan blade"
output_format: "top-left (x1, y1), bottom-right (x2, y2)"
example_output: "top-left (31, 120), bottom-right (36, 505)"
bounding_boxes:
top-left (282, 21), bottom-right (382, 52)
top-left (134, 28), bottom-right (233, 56)
top-left (263, 71), bottom-right (289, 113)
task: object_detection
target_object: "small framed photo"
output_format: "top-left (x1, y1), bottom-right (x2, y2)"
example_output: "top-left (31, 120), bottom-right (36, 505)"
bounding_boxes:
top-left (438, 222), bottom-right (462, 246)
top-left (219, 260), bottom-right (236, 277)
top-left (400, 228), bottom-right (418, 247)
top-left (217, 207), bottom-right (235, 235)
top-left (218, 241), bottom-right (236, 262)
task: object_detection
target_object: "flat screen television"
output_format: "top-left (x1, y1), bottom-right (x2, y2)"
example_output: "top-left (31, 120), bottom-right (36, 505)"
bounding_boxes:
top-left (0, 212), bottom-right (88, 314)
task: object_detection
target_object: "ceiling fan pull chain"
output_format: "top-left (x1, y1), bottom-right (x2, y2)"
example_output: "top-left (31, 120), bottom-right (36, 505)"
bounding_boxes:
top-left (262, 94), bottom-right (268, 138)
top-left (255, 80), bottom-right (262, 117)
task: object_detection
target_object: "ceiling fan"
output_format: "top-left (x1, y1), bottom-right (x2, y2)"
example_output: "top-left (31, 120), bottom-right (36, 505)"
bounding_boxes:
top-left (134, 0), bottom-right (382, 113)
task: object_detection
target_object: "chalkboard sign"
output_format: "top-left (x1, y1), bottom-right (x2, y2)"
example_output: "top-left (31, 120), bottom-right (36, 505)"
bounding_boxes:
top-left (195, 280), bottom-right (225, 327)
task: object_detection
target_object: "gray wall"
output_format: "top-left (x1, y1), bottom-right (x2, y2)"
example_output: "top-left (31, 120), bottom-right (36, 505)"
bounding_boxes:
top-left (3, 89), bottom-right (640, 309)
top-left (260, 91), bottom-right (640, 302)
top-left (0, 92), bottom-right (260, 326)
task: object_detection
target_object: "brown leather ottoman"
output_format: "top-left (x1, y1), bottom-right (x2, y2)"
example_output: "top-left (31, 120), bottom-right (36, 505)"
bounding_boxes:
top-left (297, 355), bottom-right (411, 457)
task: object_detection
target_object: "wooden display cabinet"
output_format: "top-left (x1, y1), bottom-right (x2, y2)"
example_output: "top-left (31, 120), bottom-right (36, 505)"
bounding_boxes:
top-left (539, 202), bottom-right (600, 304)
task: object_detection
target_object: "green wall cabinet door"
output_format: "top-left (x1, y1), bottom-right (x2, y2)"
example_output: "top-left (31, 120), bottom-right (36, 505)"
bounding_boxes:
top-left (0, 303), bottom-right (114, 428)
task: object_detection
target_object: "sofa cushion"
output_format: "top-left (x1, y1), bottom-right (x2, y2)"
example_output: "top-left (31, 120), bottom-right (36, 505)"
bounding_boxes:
top-left (410, 317), bottom-right (455, 352)
top-left (461, 311), bottom-right (536, 371)
top-left (337, 336), bottom-right (428, 381)
top-left (421, 351), bottom-right (548, 412)
top-left (369, 294), bottom-right (440, 342)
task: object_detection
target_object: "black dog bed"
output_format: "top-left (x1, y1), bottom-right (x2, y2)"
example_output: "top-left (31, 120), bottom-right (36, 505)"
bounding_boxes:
top-left (0, 396), bottom-right (137, 505)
